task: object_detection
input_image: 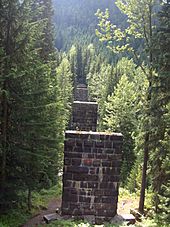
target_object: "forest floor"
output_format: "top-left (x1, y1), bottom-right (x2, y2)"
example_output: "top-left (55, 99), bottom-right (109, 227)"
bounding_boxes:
top-left (22, 196), bottom-right (139, 227)
top-left (22, 198), bottom-right (61, 227)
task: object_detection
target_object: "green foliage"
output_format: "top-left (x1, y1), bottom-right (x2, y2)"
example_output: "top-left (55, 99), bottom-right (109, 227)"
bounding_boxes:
top-left (127, 161), bottom-right (142, 193)
top-left (36, 218), bottom-right (161, 227)
top-left (0, 183), bottom-right (62, 227)
top-left (0, 0), bottom-right (71, 211)
top-left (0, 209), bottom-right (31, 227)
top-left (53, 0), bottom-right (125, 53)
top-left (96, 0), bottom-right (157, 63)
top-left (102, 61), bottom-right (148, 183)
top-left (87, 59), bottom-right (113, 127)
top-left (104, 74), bottom-right (137, 183)
top-left (32, 181), bottom-right (62, 210)
top-left (0, 1), bottom-right (169, 226)
top-left (38, 220), bottom-right (92, 227)
top-left (156, 181), bottom-right (170, 225)
top-left (56, 56), bottom-right (73, 123)
top-left (95, 0), bottom-right (170, 215)
top-left (149, 1), bottom-right (170, 222)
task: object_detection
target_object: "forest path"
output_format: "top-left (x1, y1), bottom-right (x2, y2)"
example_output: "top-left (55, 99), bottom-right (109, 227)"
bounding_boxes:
top-left (22, 198), bottom-right (61, 227)
top-left (22, 196), bottom-right (138, 226)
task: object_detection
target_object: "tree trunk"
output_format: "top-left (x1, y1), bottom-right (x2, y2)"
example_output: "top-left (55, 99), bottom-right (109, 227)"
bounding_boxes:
top-left (138, 80), bottom-right (152, 214)
top-left (0, 1), bottom-right (12, 193)
top-left (0, 84), bottom-right (8, 193)
top-left (139, 3), bottom-right (153, 214)
top-left (28, 188), bottom-right (32, 211)
top-left (138, 132), bottom-right (149, 214)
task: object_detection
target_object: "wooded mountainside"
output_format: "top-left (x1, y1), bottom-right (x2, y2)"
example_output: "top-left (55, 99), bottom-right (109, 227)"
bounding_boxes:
top-left (0, 0), bottom-right (169, 226)
top-left (53, 0), bottom-right (126, 51)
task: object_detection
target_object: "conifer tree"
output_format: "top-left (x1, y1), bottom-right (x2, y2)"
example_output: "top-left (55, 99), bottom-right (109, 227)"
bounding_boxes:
top-left (0, 0), bottom-right (27, 206)
top-left (103, 66), bottom-right (148, 184)
top-left (0, 0), bottom-right (64, 209)
top-left (33, 0), bottom-right (55, 61)
top-left (150, 0), bottom-right (170, 219)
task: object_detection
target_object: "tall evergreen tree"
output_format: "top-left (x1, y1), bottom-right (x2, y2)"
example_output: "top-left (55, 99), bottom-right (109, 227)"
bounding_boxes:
top-left (34, 0), bottom-right (55, 61)
top-left (150, 0), bottom-right (170, 219)
top-left (102, 61), bottom-right (148, 184)
top-left (0, 0), bottom-right (64, 210)
top-left (0, 0), bottom-right (26, 206)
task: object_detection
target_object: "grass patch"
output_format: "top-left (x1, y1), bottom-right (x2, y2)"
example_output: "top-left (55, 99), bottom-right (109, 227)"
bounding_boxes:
top-left (37, 219), bottom-right (125, 227)
top-left (38, 219), bottom-right (90, 227)
top-left (0, 209), bottom-right (31, 227)
top-left (36, 219), bottom-right (159, 227)
top-left (36, 218), bottom-right (163, 227)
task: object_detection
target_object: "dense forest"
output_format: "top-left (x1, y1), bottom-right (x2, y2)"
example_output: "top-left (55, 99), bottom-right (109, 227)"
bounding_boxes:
top-left (0, 0), bottom-right (169, 226)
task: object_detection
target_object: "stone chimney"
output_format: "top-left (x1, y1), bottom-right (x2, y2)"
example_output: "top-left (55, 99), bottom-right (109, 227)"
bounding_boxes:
top-left (61, 83), bottom-right (123, 224)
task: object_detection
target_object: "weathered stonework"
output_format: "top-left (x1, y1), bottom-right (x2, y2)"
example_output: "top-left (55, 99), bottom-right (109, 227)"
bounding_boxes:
top-left (71, 101), bottom-right (98, 131)
top-left (74, 84), bottom-right (88, 101)
top-left (61, 131), bottom-right (123, 224)
top-left (62, 82), bottom-right (123, 224)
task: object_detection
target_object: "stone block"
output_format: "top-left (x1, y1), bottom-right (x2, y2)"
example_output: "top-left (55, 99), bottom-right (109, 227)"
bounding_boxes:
top-left (79, 189), bottom-right (86, 196)
top-left (67, 166), bottom-right (89, 174)
top-left (79, 196), bottom-right (91, 203)
top-left (83, 147), bottom-right (92, 153)
top-left (65, 139), bottom-right (75, 147)
top-left (104, 141), bottom-right (113, 148)
top-left (76, 139), bottom-right (83, 147)
top-left (88, 182), bottom-right (98, 188)
top-left (95, 154), bottom-right (107, 159)
top-left (62, 193), bottom-right (78, 203)
top-left (102, 197), bottom-right (117, 204)
top-left (64, 180), bottom-right (73, 188)
top-left (89, 167), bottom-right (95, 174)
top-left (63, 173), bottom-right (72, 181)
top-left (110, 133), bottom-right (123, 141)
top-left (95, 141), bottom-right (105, 148)
top-left (93, 160), bottom-right (101, 167)
top-left (73, 173), bottom-right (86, 181)
top-left (94, 189), bottom-right (118, 197)
top-left (102, 161), bottom-right (112, 167)
top-left (65, 152), bottom-right (82, 158)
top-left (87, 153), bottom-right (95, 158)
top-left (92, 148), bottom-right (102, 153)
top-left (83, 159), bottom-right (93, 166)
top-left (80, 181), bottom-right (88, 188)
top-left (105, 149), bottom-right (115, 154)
top-left (71, 158), bottom-right (82, 166)
top-left (84, 140), bottom-right (94, 147)
top-left (64, 158), bottom-right (71, 165)
top-left (73, 147), bottom-right (82, 153)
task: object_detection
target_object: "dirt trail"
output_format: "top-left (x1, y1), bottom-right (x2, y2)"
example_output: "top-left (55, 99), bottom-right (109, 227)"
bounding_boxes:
top-left (22, 198), bottom-right (61, 227)
top-left (22, 197), bottom-right (138, 227)
top-left (118, 197), bottom-right (139, 215)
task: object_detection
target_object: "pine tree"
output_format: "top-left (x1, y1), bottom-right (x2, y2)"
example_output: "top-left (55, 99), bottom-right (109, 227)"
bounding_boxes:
top-left (103, 72), bottom-right (148, 184)
top-left (0, 0), bottom-right (27, 207)
top-left (104, 75), bottom-right (137, 182)
top-left (150, 0), bottom-right (170, 220)
top-left (33, 0), bottom-right (55, 61)
top-left (56, 55), bottom-right (73, 126)
top-left (0, 0), bottom-right (64, 210)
